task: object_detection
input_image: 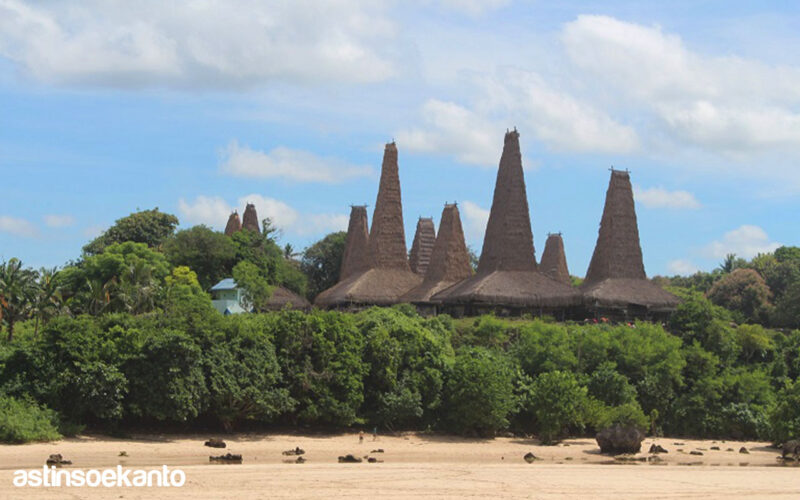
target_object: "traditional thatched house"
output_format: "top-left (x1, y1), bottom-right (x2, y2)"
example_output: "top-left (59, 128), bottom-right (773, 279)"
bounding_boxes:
top-left (435, 130), bottom-right (580, 316)
top-left (540, 233), bottom-right (571, 285)
top-left (224, 211), bottom-right (242, 236)
top-left (580, 169), bottom-right (679, 319)
top-left (315, 142), bottom-right (422, 308)
top-left (409, 217), bottom-right (436, 275)
top-left (339, 205), bottom-right (370, 281)
top-left (264, 286), bottom-right (311, 311)
top-left (401, 203), bottom-right (473, 312)
top-left (242, 203), bottom-right (261, 233)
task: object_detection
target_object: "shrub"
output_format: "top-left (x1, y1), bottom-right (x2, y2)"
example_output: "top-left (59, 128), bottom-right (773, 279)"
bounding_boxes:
top-left (520, 371), bottom-right (588, 444)
top-left (768, 378), bottom-right (800, 444)
top-left (0, 395), bottom-right (61, 443)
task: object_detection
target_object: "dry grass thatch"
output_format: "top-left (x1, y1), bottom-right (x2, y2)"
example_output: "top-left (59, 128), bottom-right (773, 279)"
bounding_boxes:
top-left (437, 130), bottom-right (580, 308)
top-left (242, 203), bottom-right (261, 233)
top-left (315, 142), bottom-right (421, 307)
top-left (581, 169), bottom-right (678, 310)
top-left (264, 286), bottom-right (311, 311)
top-left (369, 142), bottom-right (411, 270)
top-left (409, 217), bottom-right (436, 275)
top-left (540, 233), bottom-right (571, 285)
top-left (340, 205), bottom-right (370, 280)
top-left (224, 211), bottom-right (242, 236)
top-left (402, 203), bottom-right (473, 304)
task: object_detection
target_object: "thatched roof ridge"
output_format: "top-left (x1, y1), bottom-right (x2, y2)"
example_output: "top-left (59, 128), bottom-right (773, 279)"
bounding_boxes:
top-left (369, 142), bottom-right (411, 270)
top-left (478, 129), bottom-right (536, 273)
top-left (409, 217), bottom-right (436, 275)
top-left (264, 286), bottom-right (311, 311)
top-left (242, 203), bottom-right (261, 233)
top-left (340, 205), bottom-right (370, 280)
top-left (581, 169), bottom-right (678, 309)
top-left (314, 268), bottom-right (422, 307)
top-left (402, 203), bottom-right (473, 303)
top-left (224, 211), bottom-right (241, 236)
top-left (437, 130), bottom-right (580, 308)
top-left (540, 233), bottom-right (571, 285)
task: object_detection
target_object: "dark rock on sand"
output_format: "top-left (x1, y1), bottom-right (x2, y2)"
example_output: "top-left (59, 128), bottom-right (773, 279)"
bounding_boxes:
top-left (596, 424), bottom-right (645, 455)
top-left (209, 453), bottom-right (243, 463)
top-left (781, 440), bottom-right (799, 460)
top-left (204, 438), bottom-right (226, 449)
top-left (338, 454), bottom-right (362, 463)
top-left (524, 452), bottom-right (537, 463)
top-left (371, 449), bottom-right (384, 453)
top-left (46, 454), bottom-right (72, 466)
top-left (648, 444), bottom-right (668, 454)
top-left (690, 451), bottom-right (703, 456)
top-left (739, 447), bottom-right (749, 454)
top-left (710, 446), bottom-right (720, 450)
top-left (282, 447), bottom-right (306, 456)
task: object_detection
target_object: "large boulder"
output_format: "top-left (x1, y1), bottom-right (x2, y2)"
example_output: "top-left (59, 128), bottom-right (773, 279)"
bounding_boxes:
top-left (782, 440), bottom-right (800, 460)
top-left (596, 424), bottom-right (645, 455)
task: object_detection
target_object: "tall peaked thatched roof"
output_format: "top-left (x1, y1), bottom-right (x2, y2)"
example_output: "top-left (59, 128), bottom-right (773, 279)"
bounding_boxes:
top-left (263, 285), bottom-right (311, 311)
top-left (369, 142), bottom-right (410, 270)
top-left (339, 205), bottom-right (370, 281)
top-left (409, 217), bottom-right (436, 275)
top-left (478, 129), bottom-right (537, 273)
top-left (242, 203), bottom-right (261, 233)
top-left (314, 142), bottom-right (421, 308)
top-left (436, 130), bottom-right (580, 309)
top-left (224, 211), bottom-right (242, 236)
top-left (540, 233), bottom-right (571, 285)
top-left (581, 169), bottom-right (679, 310)
top-left (402, 204), bottom-right (473, 304)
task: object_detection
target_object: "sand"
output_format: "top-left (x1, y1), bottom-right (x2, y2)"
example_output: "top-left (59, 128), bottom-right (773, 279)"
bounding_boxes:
top-left (1, 433), bottom-right (797, 499)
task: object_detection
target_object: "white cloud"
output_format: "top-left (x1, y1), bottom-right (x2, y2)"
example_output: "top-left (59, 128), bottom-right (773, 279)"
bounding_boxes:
top-left (0, 215), bottom-right (38, 237)
top-left (667, 259), bottom-right (699, 276)
top-left (220, 141), bottom-right (372, 183)
top-left (0, 0), bottom-right (396, 88)
top-left (43, 214), bottom-right (75, 228)
top-left (396, 99), bottom-right (501, 166)
top-left (634, 186), bottom-right (701, 209)
top-left (437, 0), bottom-right (510, 16)
top-left (562, 15), bottom-right (800, 156)
top-left (177, 194), bottom-right (347, 237)
top-left (460, 200), bottom-right (489, 244)
top-left (703, 225), bottom-right (781, 260)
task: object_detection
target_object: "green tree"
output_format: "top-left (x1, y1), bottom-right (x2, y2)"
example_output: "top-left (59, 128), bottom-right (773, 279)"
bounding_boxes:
top-left (84, 208), bottom-right (178, 255)
top-left (232, 261), bottom-right (273, 312)
top-left (707, 268), bottom-right (773, 324)
top-left (31, 267), bottom-right (64, 339)
top-left (587, 362), bottom-right (637, 407)
top-left (769, 378), bottom-right (800, 444)
top-left (443, 347), bottom-right (517, 436)
top-left (0, 259), bottom-right (37, 341)
top-left (300, 231), bottom-right (346, 301)
top-left (519, 370), bottom-right (588, 444)
top-left (163, 226), bottom-right (237, 290)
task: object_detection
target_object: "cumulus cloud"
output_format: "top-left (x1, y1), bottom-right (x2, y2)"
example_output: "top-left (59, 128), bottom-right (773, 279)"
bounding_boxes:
top-left (562, 15), bottom-right (800, 156)
top-left (220, 141), bottom-right (372, 183)
top-left (177, 194), bottom-right (347, 237)
top-left (460, 200), bottom-right (489, 244)
top-left (0, 215), bottom-right (38, 237)
top-left (667, 259), bottom-right (699, 276)
top-left (634, 186), bottom-right (700, 209)
top-left (43, 214), bottom-right (76, 228)
top-left (0, 0), bottom-right (396, 88)
top-left (703, 225), bottom-right (781, 260)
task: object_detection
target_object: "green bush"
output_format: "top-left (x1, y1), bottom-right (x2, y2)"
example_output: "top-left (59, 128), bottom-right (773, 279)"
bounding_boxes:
top-left (769, 378), bottom-right (800, 444)
top-left (0, 395), bottom-right (61, 443)
top-left (519, 370), bottom-right (588, 444)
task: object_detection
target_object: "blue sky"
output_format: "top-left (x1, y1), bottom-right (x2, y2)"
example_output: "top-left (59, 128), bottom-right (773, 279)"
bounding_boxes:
top-left (1, 0), bottom-right (799, 276)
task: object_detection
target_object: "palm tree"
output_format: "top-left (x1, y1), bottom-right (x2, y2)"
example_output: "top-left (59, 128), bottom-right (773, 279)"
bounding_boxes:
top-left (117, 261), bottom-right (159, 314)
top-left (31, 267), bottom-right (64, 338)
top-left (0, 258), bottom-right (37, 341)
top-left (86, 277), bottom-right (115, 316)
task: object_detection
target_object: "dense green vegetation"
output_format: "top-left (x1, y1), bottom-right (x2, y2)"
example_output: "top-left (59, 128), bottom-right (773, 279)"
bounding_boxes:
top-left (1, 208), bottom-right (799, 444)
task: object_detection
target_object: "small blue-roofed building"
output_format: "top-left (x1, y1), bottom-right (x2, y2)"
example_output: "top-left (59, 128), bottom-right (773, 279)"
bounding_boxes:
top-left (210, 278), bottom-right (249, 315)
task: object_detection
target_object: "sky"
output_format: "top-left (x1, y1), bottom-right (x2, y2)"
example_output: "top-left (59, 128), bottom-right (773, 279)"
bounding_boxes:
top-left (1, 0), bottom-right (799, 276)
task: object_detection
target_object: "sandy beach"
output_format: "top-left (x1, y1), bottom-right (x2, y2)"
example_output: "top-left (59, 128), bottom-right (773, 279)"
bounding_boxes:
top-left (1, 432), bottom-right (797, 499)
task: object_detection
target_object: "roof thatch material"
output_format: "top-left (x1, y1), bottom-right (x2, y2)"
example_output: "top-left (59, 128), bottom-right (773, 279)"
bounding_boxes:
top-left (224, 211), bottom-right (241, 236)
top-left (369, 142), bottom-right (411, 270)
top-left (315, 142), bottom-right (422, 307)
top-left (436, 130), bottom-right (580, 308)
top-left (409, 217), bottom-right (436, 275)
top-left (339, 205), bottom-right (370, 281)
top-left (263, 285), bottom-right (311, 311)
top-left (242, 203), bottom-right (261, 233)
top-left (402, 204), bottom-right (473, 303)
top-left (581, 169), bottom-right (679, 309)
top-left (540, 233), bottom-right (571, 285)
